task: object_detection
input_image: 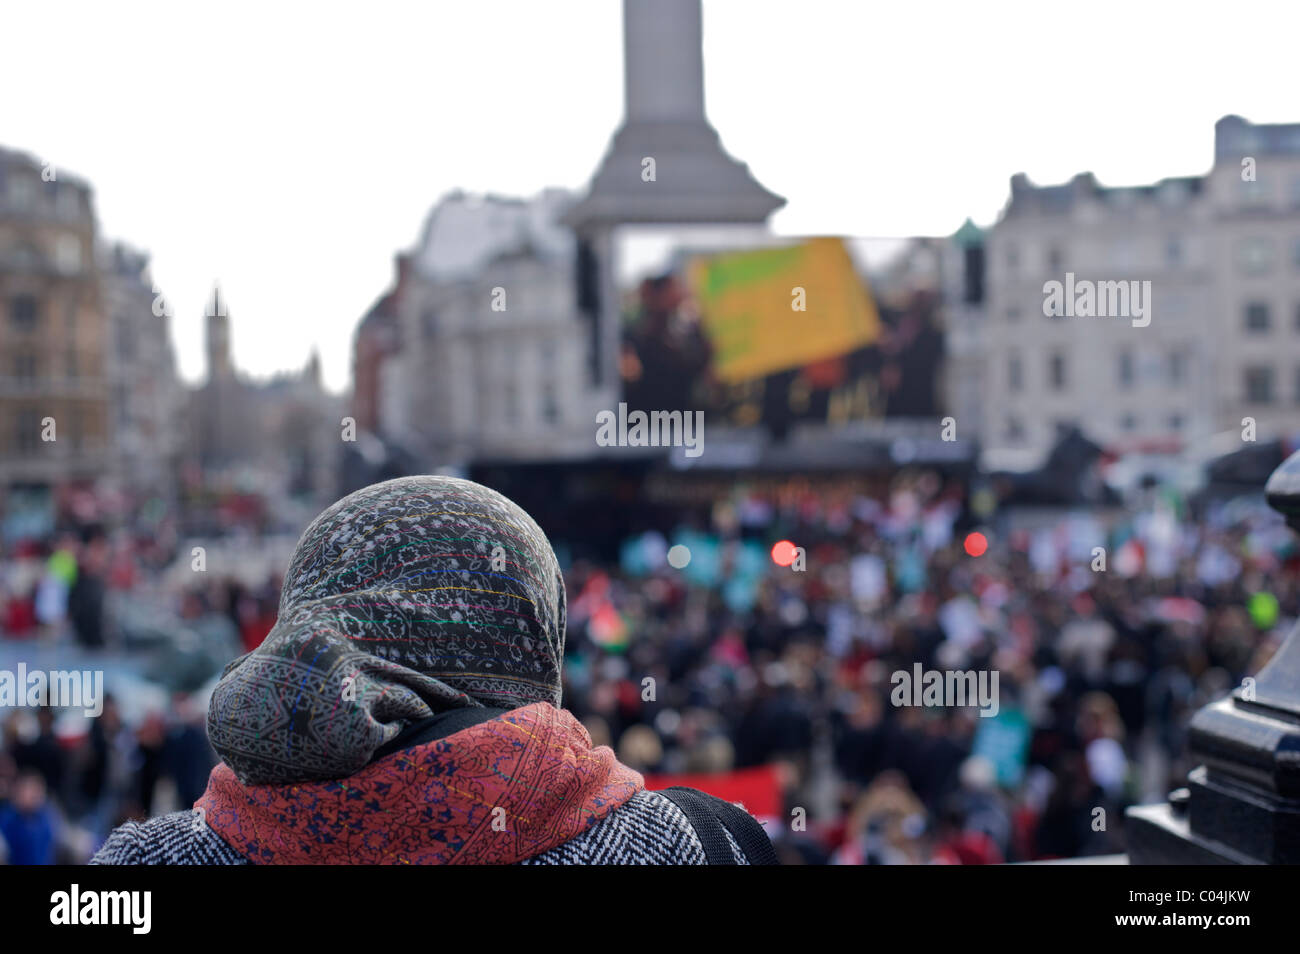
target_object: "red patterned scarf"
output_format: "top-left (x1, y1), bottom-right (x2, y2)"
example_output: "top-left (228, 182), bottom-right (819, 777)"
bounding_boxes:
top-left (195, 703), bottom-right (643, 864)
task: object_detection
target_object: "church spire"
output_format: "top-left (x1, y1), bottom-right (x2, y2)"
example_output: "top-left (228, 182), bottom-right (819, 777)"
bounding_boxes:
top-left (204, 283), bottom-right (232, 381)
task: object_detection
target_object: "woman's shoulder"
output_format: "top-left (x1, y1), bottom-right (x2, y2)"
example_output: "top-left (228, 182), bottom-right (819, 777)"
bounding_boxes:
top-left (520, 788), bottom-right (754, 865)
top-left (89, 809), bottom-right (248, 865)
top-left (87, 790), bottom-right (769, 865)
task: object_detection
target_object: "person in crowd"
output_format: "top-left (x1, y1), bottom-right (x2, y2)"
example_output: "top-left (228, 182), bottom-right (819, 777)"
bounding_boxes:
top-left (0, 772), bottom-right (58, 865)
top-left (621, 273), bottom-right (713, 413)
top-left (161, 693), bottom-right (217, 809)
top-left (67, 529), bottom-right (109, 648)
top-left (77, 695), bottom-right (141, 837)
top-left (12, 708), bottom-right (64, 802)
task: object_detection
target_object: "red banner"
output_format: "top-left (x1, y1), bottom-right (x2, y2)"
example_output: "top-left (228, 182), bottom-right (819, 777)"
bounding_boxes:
top-left (643, 764), bottom-right (782, 818)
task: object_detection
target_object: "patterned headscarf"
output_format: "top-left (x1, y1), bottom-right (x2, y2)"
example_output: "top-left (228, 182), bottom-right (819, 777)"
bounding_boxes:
top-left (207, 475), bottom-right (567, 785)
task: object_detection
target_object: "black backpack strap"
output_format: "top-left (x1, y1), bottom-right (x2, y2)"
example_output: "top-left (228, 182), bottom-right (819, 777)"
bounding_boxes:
top-left (660, 787), bottom-right (736, 864)
top-left (659, 786), bottom-right (779, 865)
top-left (709, 794), bottom-right (780, 866)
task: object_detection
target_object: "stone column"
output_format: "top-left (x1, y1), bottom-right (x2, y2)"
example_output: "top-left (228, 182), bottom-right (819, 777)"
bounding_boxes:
top-left (564, 0), bottom-right (785, 406)
top-left (624, 0), bottom-right (706, 124)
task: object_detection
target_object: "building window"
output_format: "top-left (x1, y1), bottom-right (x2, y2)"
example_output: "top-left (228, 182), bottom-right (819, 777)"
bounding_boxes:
top-left (540, 342), bottom-right (559, 425)
top-left (1008, 353), bottom-right (1023, 393)
top-left (1245, 366), bottom-right (1275, 404)
top-left (1047, 245), bottom-right (1063, 273)
top-left (542, 384), bottom-right (559, 425)
top-left (56, 186), bottom-right (80, 219)
top-left (1237, 238), bottom-right (1275, 275)
top-left (1169, 414), bottom-right (1184, 431)
top-left (1294, 367), bottom-right (1300, 405)
top-left (15, 409), bottom-right (39, 453)
top-left (1245, 302), bottom-right (1271, 333)
top-left (1005, 244), bottom-right (1019, 274)
top-left (1168, 350), bottom-right (1185, 385)
top-left (1005, 416), bottom-right (1025, 443)
top-left (1049, 352), bottom-right (1066, 391)
top-left (1292, 237), bottom-right (1300, 272)
top-left (1120, 413), bottom-right (1138, 432)
top-left (115, 384), bottom-right (130, 427)
top-left (1118, 350), bottom-right (1134, 389)
top-left (53, 236), bottom-right (81, 274)
top-left (69, 408), bottom-right (83, 451)
top-left (9, 294), bottom-right (38, 330)
top-left (1240, 178), bottom-right (1269, 207)
top-left (1110, 239), bottom-right (1137, 269)
top-left (962, 244), bottom-right (985, 305)
top-left (11, 244), bottom-right (42, 270)
top-left (1158, 181), bottom-right (1186, 207)
top-left (1166, 237), bottom-right (1182, 266)
top-left (1290, 176), bottom-right (1300, 208)
top-left (13, 353), bottom-right (36, 382)
top-left (116, 320), bottom-right (136, 360)
top-left (9, 175), bottom-right (36, 210)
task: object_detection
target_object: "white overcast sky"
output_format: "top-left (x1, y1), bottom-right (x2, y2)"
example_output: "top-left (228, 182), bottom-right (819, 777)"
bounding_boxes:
top-left (3, 0), bottom-right (1298, 391)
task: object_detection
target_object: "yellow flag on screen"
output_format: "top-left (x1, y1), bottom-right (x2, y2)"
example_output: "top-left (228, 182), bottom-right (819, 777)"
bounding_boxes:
top-left (688, 237), bottom-right (881, 384)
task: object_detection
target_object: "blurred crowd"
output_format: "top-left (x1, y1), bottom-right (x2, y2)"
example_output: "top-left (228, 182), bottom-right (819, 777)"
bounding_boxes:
top-left (0, 470), bottom-right (1292, 864)
top-left (557, 473), bottom-right (1290, 865)
top-left (0, 695), bottom-right (212, 864)
top-left (0, 523), bottom-right (280, 864)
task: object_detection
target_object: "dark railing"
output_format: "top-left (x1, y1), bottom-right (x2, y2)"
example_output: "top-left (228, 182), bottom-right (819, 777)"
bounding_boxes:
top-left (1127, 448), bottom-right (1300, 864)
